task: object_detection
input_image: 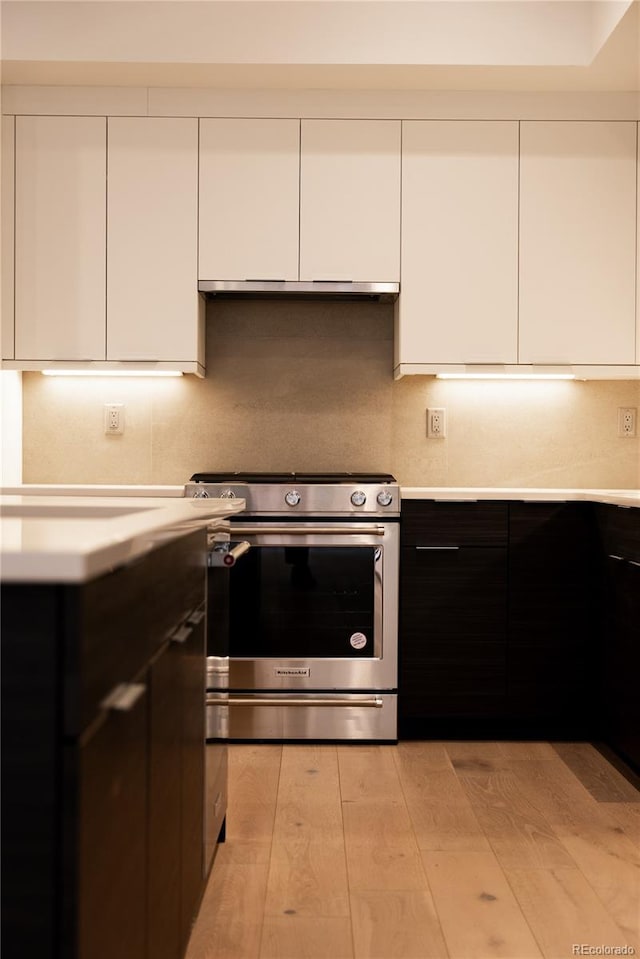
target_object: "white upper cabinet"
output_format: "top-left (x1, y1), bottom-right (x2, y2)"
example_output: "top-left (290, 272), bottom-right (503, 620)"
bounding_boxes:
top-left (2, 116), bottom-right (15, 359)
top-left (198, 118), bottom-right (401, 284)
top-left (14, 116), bottom-right (106, 360)
top-left (519, 121), bottom-right (637, 366)
top-left (299, 120), bottom-right (401, 282)
top-left (199, 118), bottom-right (300, 282)
top-left (107, 117), bottom-right (201, 363)
top-left (397, 121), bottom-right (519, 369)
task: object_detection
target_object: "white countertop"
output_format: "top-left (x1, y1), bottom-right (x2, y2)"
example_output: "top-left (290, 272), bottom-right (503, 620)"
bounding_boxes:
top-left (0, 495), bottom-right (245, 584)
top-left (401, 487), bottom-right (640, 508)
top-left (1, 483), bottom-right (185, 497)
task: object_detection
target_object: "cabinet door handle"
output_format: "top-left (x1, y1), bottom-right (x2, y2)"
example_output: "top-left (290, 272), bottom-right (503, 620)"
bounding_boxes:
top-left (629, 560), bottom-right (640, 568)
top-left (101, 682), bottom-right (146, 712)
top-left (415, 545), bottom-right (460, 551)
top-left (187, 608), bottom-right (205, 625)
top-left (170, 623), bottom-right (194, 645)
top-left (608, 554), bottom-right (624, 561)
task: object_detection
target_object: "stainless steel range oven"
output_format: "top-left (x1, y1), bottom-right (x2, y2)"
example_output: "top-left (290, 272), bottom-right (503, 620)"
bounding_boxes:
top-left (186, 473), bottom-right (399, 742)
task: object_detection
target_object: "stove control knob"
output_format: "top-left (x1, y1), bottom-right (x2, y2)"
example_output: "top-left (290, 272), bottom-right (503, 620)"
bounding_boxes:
top-left (351, 490), bottom-right (367, 507)
top-left (377, 490), bottom-right (394, 507)
top-left (192, 488), bottom-right (209, 498)
top-left (219, 489), bottom-right (236, 499)
top-left (285, 489), bottom-right (301, 507)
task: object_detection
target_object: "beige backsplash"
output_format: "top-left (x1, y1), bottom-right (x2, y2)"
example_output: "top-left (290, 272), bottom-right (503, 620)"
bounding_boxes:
top-left (22, 299), bottom-right (640, 488)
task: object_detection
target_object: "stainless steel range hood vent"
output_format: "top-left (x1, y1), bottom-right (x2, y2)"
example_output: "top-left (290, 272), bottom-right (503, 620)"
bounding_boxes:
top-left (198, 280), bottom-right (399, 302)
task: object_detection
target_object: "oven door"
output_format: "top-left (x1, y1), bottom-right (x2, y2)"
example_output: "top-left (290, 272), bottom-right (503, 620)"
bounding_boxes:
top-left (221, 520), bottom-right (399, 692)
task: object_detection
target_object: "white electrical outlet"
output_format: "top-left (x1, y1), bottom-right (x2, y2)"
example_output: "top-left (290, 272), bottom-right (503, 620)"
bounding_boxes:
top-left (427, 408), bottom-right (446, 438)
top-left (617, 407), bottom-right (637, 438)
top-left (104, 403), bottom-right (125, 435)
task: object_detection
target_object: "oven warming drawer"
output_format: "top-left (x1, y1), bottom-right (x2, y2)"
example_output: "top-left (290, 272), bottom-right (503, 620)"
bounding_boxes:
top-left (206, 692), bottom-right (397, 743)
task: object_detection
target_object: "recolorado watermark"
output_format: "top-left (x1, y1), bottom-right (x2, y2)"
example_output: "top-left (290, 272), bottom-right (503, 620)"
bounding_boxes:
top-left (572, 947), bottom-right (636, 956)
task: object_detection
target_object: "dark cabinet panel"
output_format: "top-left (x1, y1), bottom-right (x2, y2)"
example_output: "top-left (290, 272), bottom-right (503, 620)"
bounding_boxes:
top-left (75, 691), bottom-right (148, 959)
top-left (401, 500), bottom-right (508, 546)
top-left (507, 502), bottom-right (599, 731)
top-left (399, 536), bottom-right (508, 732)
top-left (597, 505), bottom-right (640, 774)
top-left (180, 614), bottom-right (206, 949)
top-left (148, 645), bottom-right (183, 959)
top-left (0, 529), bottom-right (208, 959)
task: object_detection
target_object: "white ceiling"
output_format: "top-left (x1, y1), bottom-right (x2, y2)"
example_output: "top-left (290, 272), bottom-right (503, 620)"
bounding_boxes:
top-left (1, 0), bottom-right (639, 91)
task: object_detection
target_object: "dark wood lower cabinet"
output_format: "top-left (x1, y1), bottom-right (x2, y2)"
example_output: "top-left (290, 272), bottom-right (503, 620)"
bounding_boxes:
top-left (399, 500), bottom-right (606, 742)
top-left (399, 502), bottom-right (509, 737)
top-left (148, 644), bottom-right (183, 959)
top-left (507, 502), bottom-right (599, 736)
top-left (594, 505), bottom-right (640, 774)
top-left (1, 529), bottom-right (207, 959)
top-left (399, 545), bottom-right (507, 735)
top-left (74, 692), bottom-right (148, 959)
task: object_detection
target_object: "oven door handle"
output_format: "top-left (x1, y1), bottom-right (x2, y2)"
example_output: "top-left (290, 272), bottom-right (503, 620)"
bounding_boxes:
top-left (209, 696), bottom-right (385, 708)
top-left (228, 525), bottom-right (387, 536)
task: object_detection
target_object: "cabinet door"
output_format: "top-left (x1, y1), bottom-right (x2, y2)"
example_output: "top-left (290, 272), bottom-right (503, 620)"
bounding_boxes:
top-left (15, 116), bottom-right (106, 360)
top-left (107, 118), bottom-right (200, 362)
top-left (637, 122), bottom-right (640, 366)
top-left (148, 643), bottom-right (182, 959)
top-left (400, 545), bottom-right (508, 728)
top-left (508, 503), bottom-right (599, 732)
top-left (602, 557), bottom-right (640, 773)
top-left (180, 609), bottom-right (206, 949)
top-left (299, 119), bottom-right (400, 282)
top-left (2, 116), bottom-right (15, 359)
top-left (397, 121), bottom-right (518, 366)
top-left (76, 686), bottom-right (147, 959)
top-left (519, 121), bottom-right (637, 365)
top-left (199, 118), bottom-right (300, 282)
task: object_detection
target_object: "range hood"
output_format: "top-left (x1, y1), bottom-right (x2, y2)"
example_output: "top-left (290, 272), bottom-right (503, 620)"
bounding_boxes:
top-left (198, 280), bottom-right (399, 302)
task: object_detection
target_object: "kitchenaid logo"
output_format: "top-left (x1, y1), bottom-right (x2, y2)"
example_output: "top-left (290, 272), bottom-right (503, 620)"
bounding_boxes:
top-left (572, 947), bottom-right (635, 956)
top-left (274, 667), bottom-right (310, 677)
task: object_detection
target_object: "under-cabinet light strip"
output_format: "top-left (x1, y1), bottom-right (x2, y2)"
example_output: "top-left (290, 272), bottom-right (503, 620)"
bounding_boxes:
top-left (436, 373), bottom-right (576, 381)
top-left (41, 370), bottom-right (183, 377)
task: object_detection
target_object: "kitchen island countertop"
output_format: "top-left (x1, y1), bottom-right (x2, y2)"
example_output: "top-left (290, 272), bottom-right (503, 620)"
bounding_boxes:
top-left (0, 494), bottom-right (245, 583)
top-left (401, 487), bottom-right (640, 508)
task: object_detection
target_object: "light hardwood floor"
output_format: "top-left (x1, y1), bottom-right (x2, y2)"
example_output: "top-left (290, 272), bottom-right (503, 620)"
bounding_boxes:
top-left (185, 742), bottom-right (640, 959)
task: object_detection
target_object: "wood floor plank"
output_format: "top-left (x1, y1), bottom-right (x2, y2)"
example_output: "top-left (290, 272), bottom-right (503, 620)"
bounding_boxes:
top-left (508, 758), bottom-right (616, 832)
top-left (337, 745), bottom-right (406, 803)
top-left (558, 824), bottom-right (640, 949)
top-left (260, 916), bottom-right (354, 959)
top-left (505, 866), bottom-right (636, 959)
top-left (350, 889), bottom-right (448, 959)
top-left (264, 840), bottom-right (351, 917)
top-left (185, 851), bottom-right (270, 959)
top-left (599, 803), bottom-right (640, 850)
top-left (457, 770), bottom-right (576, 869)
top-left (276, 745), bottom-right (341, 804)
top-left (342, 799), bottom-right (427, 890)
top-left (273, 745), bottom-right (343, 844)
top-left (229, 744), bottom-right (282, 801)
top-left (553, 743), bottom-right (640, 803)
top-left (406, 773), bottom-right (491, 852)
top-left (497, 743), bottom-right (558, 760)
top-left (227, 800), bottom-right (279, 843)
top-left (421, 850), bottom-right (544, 959)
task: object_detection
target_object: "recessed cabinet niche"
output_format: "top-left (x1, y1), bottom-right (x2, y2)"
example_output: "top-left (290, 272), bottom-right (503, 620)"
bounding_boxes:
top-left (7, 116), bottom-right (203, 372)
top-left (198, 118), bottom-right (401, 284)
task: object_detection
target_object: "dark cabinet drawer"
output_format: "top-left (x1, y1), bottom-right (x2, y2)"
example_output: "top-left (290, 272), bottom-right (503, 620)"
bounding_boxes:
top-left (401, 500), bottom-right (508, 546)
top-left (594, 503), bottom-right (640, 563)
top-left (64, 530), bottom-right (206, 736)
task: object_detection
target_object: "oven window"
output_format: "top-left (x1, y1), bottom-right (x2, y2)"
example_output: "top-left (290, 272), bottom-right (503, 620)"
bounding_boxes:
top-left (229, 545), bottom-right (377, 658)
